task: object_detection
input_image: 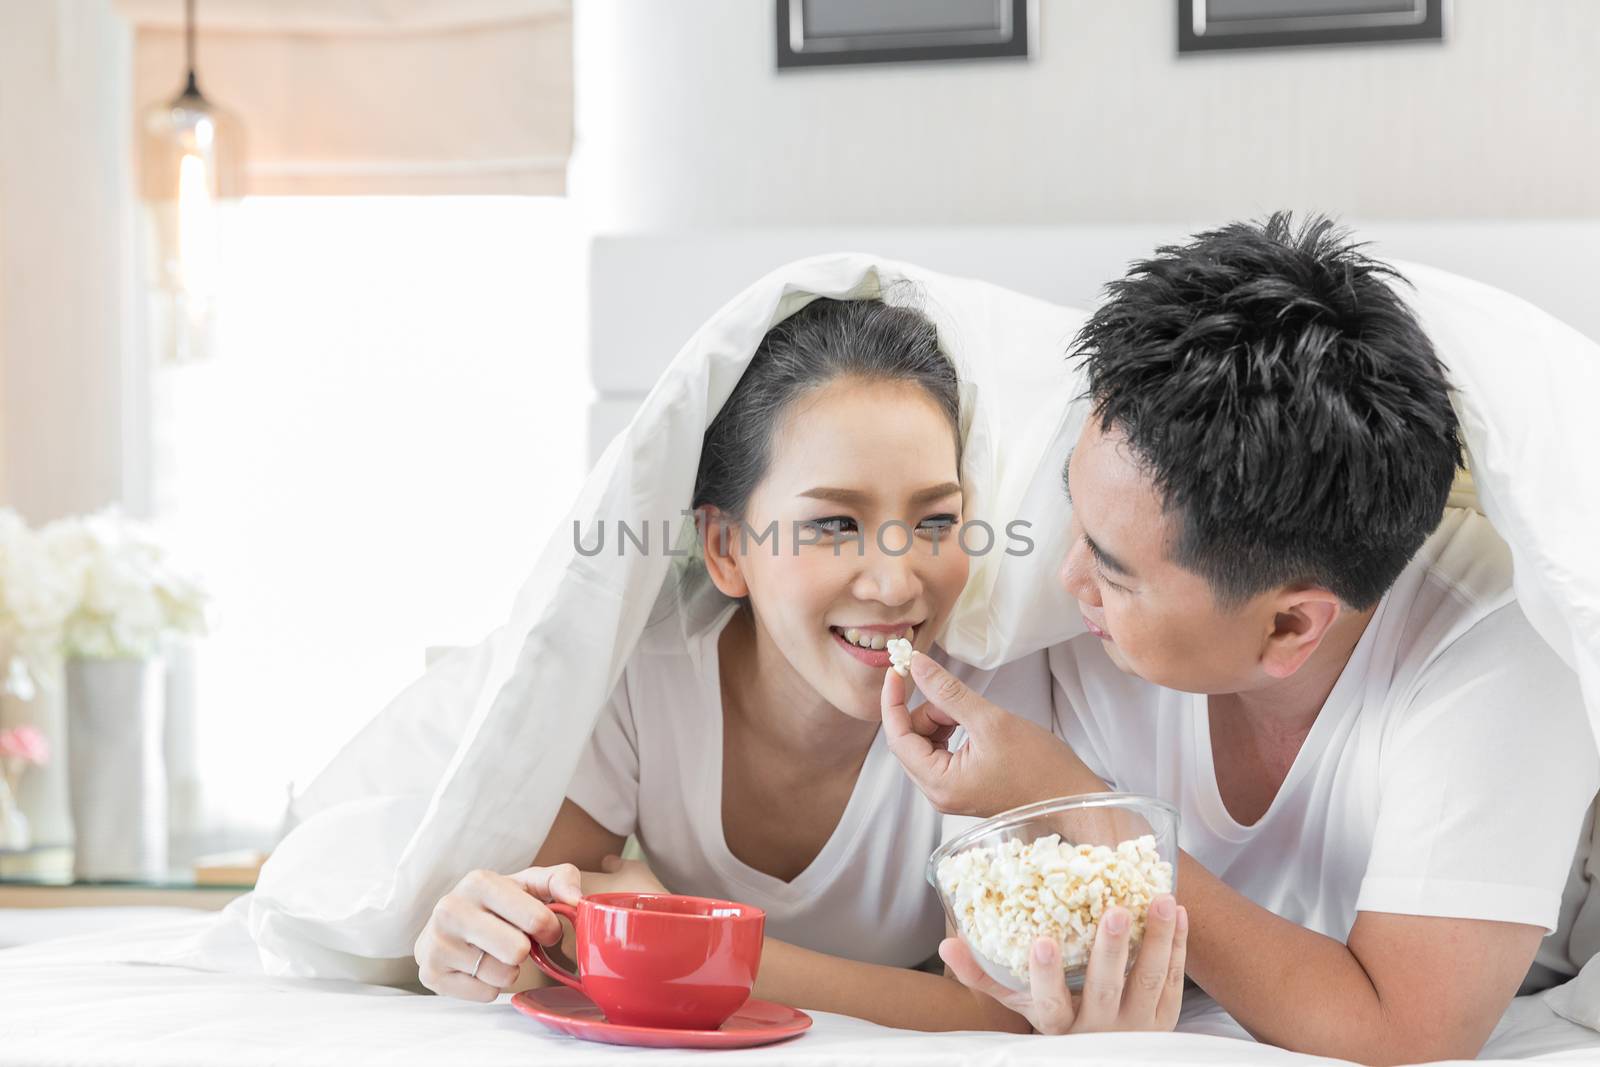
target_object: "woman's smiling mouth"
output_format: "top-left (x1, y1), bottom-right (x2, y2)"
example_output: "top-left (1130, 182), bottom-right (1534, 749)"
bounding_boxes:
top-left (830, 623), bottom-right (918, 668)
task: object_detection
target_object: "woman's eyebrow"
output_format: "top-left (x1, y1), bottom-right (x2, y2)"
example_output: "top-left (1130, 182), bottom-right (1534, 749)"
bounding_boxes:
top-left (800, 482), bottom-right (961, 506)
top-left (910, 481), bottom-right (962, 504)
top-left (799, 487), bottom-right (871, 505)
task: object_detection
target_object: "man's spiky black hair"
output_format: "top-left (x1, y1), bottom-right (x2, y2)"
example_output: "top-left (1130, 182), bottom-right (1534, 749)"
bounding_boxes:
top-left (1074, 212), bottom-right (1462, 610)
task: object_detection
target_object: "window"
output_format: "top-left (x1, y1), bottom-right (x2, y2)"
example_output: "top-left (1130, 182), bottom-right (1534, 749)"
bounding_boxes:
top-left (157, 196), bottom-right (588, 843)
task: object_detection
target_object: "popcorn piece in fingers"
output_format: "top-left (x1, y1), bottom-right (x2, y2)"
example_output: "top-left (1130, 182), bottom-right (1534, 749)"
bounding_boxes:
top-left (887, 637), bottom-right (914, 677)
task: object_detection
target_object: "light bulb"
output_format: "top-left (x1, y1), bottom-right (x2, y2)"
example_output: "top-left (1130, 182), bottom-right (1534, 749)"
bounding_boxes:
top-left (141, 86), bottom-right (242, 365)
top-left (176, 151), bottom-right (218, 299)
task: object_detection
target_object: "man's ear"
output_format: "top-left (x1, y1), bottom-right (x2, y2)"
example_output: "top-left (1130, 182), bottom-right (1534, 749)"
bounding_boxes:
top-left (1259, 587), bottom-right (1344, 680)
top-left (697, 506), bottom-right (749, 599)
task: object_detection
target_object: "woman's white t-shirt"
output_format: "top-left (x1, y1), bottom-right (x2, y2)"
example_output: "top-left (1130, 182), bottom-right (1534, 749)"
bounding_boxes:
top-left (565, 603), bottom-right (1054, 968)
top-left (1047, 508), bottom-right (1599, 965)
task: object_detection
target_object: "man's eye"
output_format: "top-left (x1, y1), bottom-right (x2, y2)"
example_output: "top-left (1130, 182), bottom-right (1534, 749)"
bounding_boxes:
top-left (806, 516), bottom-right (858, 535)
top-left (1095, 562), bottom-right (1129, 593)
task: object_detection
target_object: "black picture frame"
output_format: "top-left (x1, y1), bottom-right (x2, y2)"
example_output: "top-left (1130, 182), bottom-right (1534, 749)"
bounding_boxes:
top-left (776, 0), bottom-right (1031, 70)
top-left (1178, 0), bottom-right (1444, 53)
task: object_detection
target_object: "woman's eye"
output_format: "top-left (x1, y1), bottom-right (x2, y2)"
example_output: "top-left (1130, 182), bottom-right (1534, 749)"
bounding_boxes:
top-left (806, 516), bottom-right (858, 536)
top-left (916, 514), bottom-right (959, 536)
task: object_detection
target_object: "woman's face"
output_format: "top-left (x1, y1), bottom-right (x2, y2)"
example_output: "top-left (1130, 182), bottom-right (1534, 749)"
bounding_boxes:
top-left (708, 376), bottom-right (969, 721)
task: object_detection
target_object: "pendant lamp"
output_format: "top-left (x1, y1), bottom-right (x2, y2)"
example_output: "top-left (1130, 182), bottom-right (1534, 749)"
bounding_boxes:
top-left (139, 0), bottom-right (244, 364)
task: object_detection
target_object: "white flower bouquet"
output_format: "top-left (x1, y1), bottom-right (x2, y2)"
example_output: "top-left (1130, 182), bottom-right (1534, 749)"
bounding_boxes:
top-left (0, 508), bottom-right (209, 699)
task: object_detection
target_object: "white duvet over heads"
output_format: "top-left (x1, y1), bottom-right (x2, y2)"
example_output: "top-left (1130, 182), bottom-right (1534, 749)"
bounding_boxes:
top-left (232, 252), bottom-right (1600, 1001)
top-left (243, 256), bottom-right (1091, 985)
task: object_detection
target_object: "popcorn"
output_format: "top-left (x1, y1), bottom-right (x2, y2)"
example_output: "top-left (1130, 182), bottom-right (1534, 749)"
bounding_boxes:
top-left (936, 833), bottom-right (1172, 979)
top-left (887, 637), bottom-right (913, 677)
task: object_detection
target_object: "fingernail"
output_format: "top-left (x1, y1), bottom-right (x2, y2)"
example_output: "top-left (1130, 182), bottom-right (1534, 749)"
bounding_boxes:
top-left (1154, 895), bottom-right (1175, 920)
top-left (1105, 909), bottom-right (1130, 935)
top-left (1033, 939), bottom-right (1057, 965)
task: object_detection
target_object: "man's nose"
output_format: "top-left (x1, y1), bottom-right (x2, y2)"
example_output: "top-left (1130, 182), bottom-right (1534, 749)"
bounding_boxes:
top-left (1060, 534), bottom-right (1100, 608)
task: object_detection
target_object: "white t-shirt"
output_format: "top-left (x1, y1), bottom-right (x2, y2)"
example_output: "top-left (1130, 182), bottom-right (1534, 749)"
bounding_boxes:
top-left (1047, 508), bottom-right (1599, 961)
top-left (566, 603), bottom-right (1055, 968)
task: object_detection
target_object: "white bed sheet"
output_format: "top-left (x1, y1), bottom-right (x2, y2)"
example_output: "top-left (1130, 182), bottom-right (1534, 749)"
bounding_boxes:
top-left (1, 910), bottom-right (1597, 1067)
top-left (0, 906), bottom-right (204, 950)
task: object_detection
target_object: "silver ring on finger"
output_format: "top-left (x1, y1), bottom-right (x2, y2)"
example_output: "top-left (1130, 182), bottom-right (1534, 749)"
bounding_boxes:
top-left (470, 947), bottom-right (487, 979)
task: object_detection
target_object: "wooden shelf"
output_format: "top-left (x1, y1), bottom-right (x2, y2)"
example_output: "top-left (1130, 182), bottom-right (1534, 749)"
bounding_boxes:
top-left (0, 882), bottom-right (244, 909)
top-left (0, 844), bottom-right (259, 908)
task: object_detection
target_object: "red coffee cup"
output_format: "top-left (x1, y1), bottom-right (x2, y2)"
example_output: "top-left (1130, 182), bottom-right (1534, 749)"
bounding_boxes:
top-left (529, 892), bottom-right (766, 1030)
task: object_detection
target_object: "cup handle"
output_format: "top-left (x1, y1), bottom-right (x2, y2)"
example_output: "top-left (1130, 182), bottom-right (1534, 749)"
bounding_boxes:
top-left (528, 901), bottom-right (585, 995)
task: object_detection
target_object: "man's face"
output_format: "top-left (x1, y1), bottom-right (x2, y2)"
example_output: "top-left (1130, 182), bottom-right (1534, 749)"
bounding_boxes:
top-left (1058, 418), bottom-right (1277, 694)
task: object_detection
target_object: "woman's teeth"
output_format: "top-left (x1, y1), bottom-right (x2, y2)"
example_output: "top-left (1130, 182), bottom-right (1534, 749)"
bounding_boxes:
top-left (838, 626), bottom-right (915, 650)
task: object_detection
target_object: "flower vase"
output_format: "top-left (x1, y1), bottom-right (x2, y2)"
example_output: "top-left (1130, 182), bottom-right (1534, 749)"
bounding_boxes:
top-left (0, 778), bottom-right (29, 851)
top-left (65, 657), bottom-right (167, 880)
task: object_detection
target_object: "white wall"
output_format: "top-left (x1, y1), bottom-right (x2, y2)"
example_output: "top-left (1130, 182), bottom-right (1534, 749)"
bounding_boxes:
top-left (0, 0), bottom-right (141, 525)
top-left (571, 0), bottom-right (1600, 229)
top-left (583, 223), bottom-right (1600, 459)
top-left (0, 0), bottom-right (142, 848)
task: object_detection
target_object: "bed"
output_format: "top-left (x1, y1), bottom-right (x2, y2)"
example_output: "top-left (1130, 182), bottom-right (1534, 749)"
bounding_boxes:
top-left (6, 221), bottom-right (1599, 1064)
top-left (2, 905), bottom-right (1598, 1066)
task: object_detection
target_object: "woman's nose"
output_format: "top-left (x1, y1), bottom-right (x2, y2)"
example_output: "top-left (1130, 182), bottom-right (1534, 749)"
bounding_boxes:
top-left (854, 540), bottom-right (921, 607)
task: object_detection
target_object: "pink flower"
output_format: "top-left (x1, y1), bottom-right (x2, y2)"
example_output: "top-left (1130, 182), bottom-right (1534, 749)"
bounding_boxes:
top-left (0, 725), bottom-right (49, 766)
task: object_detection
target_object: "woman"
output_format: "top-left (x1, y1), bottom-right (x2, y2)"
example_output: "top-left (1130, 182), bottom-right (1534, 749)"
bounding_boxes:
top-left (414, 296), bottom-right (1186, 1032)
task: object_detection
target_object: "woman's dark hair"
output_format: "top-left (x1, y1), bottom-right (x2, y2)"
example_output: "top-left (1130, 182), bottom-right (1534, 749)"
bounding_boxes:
top-left (1073, 212), bottom-right (1462, 611)
top-left (692, 296), bottom-right (960, 518)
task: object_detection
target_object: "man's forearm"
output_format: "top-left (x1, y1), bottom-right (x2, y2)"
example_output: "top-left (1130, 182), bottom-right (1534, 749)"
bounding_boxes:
top-left (1015, 755), bottom-right (1460, 1059)
top-left (1018, 748), bottom-right (1495, 1062)
top-left (754, 938), bottom-right (1028, 1033)
top-left (1177, 853), bottom-right (1479, 1065)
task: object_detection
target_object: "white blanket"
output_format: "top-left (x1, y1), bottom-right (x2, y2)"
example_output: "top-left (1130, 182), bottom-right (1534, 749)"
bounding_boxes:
top-left (141, 253), bottom-right (1600, 1026)
top-left (2, 909), bottom-right (1597, 1066)
top-left (246, 255), bottom-right (1094, 983)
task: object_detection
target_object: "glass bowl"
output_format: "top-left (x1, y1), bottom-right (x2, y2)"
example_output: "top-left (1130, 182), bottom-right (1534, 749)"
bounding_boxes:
top-left (927, 792), bottom-right (1180, 992)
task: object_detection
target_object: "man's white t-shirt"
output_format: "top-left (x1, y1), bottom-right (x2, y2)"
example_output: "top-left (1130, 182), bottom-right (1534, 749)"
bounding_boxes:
top-left (565, 603), bottom-right (1054, 969)
top-left (1048, 508), bottom-right (1599, 962)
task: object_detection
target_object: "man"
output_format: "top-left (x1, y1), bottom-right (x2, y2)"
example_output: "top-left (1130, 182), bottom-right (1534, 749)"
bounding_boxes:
top-left (884, 213), bottom-right (1599, 1064)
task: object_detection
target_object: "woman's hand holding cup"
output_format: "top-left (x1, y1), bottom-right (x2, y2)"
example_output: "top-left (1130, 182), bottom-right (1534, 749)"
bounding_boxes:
top-left (414, 864), bottom-right (583, 1001)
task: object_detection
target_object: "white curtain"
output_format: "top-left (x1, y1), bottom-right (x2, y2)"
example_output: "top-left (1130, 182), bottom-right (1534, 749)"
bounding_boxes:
top-left (121, 0), bottom-right (572, 195)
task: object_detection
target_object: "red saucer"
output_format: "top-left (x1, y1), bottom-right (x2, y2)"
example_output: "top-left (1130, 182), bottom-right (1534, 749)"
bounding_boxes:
top-left (511, 986), bottom-right (813, 1050)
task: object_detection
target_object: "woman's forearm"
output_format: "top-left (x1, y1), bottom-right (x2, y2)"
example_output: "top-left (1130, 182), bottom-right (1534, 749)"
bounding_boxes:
top-left (754, 938), bottom-right (1028, 1033)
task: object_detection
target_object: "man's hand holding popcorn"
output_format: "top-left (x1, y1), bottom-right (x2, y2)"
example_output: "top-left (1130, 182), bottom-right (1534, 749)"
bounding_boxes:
top-left (881, 650), bottom-right (1107, 818)
top-left (941, 896), bottom-right (1188, 1035)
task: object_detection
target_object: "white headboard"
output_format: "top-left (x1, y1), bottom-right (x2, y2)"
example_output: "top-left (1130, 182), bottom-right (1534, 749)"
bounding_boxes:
top-left (586, 222), bottom-right (1600, 461)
